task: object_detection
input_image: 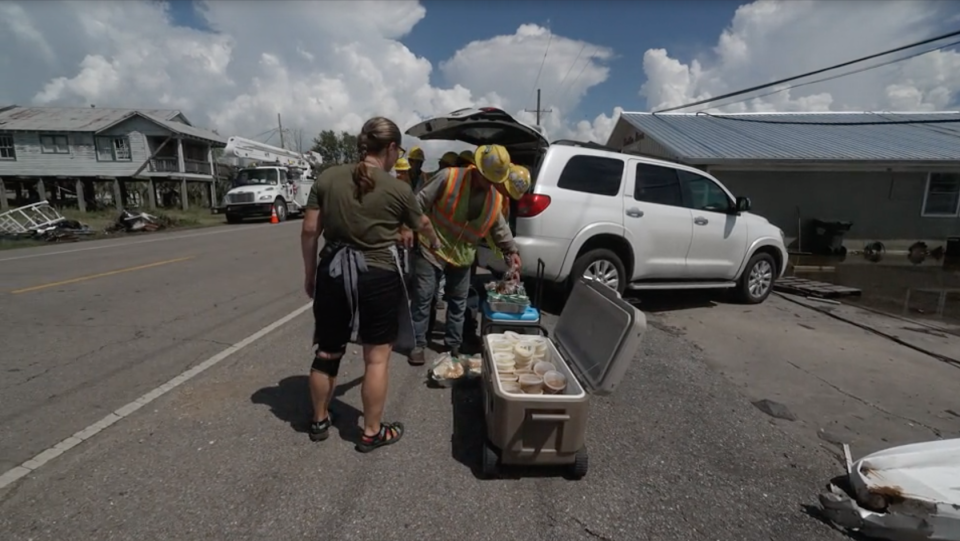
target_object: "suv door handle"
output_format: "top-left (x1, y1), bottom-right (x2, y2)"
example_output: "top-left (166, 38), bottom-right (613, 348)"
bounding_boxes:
top-left (626, 207), bottom-right (644, 218)
top-left (694, 216), bottom-right (709, 226)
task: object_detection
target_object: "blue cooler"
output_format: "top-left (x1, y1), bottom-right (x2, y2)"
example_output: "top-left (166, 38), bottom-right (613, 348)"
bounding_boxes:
top-left (480, 301), bottom-right (541, 336)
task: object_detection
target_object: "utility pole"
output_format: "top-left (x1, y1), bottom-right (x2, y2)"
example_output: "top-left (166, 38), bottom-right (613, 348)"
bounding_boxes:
top-left (277, 113), bottom-right (285, 149)
top-left (524, 88), bottom-right (552, 126)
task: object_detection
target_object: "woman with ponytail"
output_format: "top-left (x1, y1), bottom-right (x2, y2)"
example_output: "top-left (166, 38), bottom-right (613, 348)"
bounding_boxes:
top-left (301, 116), bottom-right (439, 452)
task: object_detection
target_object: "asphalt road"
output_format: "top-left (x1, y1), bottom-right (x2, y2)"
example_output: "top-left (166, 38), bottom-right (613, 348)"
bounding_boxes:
top-left (655, 291), bottom-right (960, 458)
top-left (0, 224), bottom-right (846, 540)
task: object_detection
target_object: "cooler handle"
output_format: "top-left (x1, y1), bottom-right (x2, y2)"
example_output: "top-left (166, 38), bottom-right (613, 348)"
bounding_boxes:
top-left (535, 258), bottom-right (546, 310)
top-left (530, 413), bottom-right (570, 422)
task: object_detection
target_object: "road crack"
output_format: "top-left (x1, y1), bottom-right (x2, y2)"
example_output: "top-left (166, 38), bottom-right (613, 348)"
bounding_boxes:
top-left (571, 516), bottom-right (615, 541)
top-left (784, 359), bottom-right (942, 438)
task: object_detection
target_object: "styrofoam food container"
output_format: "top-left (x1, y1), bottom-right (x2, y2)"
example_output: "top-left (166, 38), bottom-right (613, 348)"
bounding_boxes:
top-left (513, 343), bottom-right (534, 360)
top-left (533, 361), bottom-right (556, 377)
top-left (518, 373), bottom-right (543, 394)
top-left (502, 331), bottom-right (522, 343)
top-left (502, 381), bottom-right (522, 394)
top-left (543, 370), bottom-right (567, 393)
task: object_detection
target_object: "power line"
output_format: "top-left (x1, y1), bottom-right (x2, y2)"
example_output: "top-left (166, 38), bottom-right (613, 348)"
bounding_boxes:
top-left (529, 25), bottom-right (553, 102)
top-left (695, 112), bottom-right (960, 126)
top-left (654, 27), bottom-right (960, 113)
top-left (554, 42), bottom-right (586, 106)
top-left (556, 47), bottom-right (594, 108)
top-left (698, 38), bottom-right (960, 112)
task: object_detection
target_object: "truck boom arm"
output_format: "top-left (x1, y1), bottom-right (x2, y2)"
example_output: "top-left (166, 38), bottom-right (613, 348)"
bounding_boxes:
top-left (223, 136), bottom-right (323, 169)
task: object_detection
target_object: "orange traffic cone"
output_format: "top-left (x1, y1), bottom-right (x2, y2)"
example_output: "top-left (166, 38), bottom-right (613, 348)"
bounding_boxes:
top-left (270, 206), bottom-right (279, 224)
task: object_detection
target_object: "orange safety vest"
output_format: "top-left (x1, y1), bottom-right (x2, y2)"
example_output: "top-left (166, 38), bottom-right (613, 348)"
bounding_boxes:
top-left (428, 167), bottom-right (503, 267)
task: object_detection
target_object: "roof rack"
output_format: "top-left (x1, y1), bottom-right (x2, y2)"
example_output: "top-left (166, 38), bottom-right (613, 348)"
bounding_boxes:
top-left (552, 139), bottom-right (622, 152)
top-left (551, 139), bottom-right (671, 162)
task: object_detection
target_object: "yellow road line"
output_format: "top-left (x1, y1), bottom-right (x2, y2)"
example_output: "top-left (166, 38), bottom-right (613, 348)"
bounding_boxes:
top-left (10, 256), bottom-right (194, 294)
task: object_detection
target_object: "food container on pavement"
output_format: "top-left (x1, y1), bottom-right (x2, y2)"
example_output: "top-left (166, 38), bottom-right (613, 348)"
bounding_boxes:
top-left (480, 278), bottom-right (647, 480)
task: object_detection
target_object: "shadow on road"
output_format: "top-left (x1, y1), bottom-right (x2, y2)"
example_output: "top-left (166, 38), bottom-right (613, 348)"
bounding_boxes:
top-left (450, 382), bottom-right (484, 477)
top-left (536, 285), bottom-right (723, 317)
top-left (627, 290), bottom-right (722, 314)
top-left (251, 374), bottom-right (364, 442)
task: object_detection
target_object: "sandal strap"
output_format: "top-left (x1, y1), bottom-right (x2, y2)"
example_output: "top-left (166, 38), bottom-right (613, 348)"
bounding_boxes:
top-left (362, 422), bottom-right (402, 443)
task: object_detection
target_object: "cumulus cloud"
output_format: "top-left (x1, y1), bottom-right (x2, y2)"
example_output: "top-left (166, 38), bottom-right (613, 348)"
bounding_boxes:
top-left (4, 0), bottom-right (955, 164)
top-left (0, 0), bottom-right (616, 168)
top-left (639, 0), bottom-right (960, 113)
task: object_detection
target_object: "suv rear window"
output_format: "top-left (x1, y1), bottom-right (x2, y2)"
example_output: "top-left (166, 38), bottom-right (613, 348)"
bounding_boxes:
top-left (556, 155), bottom-right (624, 196)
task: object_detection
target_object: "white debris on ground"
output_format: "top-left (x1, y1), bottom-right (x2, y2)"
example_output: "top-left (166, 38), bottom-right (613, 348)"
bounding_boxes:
top-left (819, 438), bottom-right (960, 541)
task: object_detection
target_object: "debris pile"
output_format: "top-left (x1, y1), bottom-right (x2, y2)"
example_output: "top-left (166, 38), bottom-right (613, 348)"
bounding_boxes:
top-left (106, 210), bottom-right (167, 233)
top-left (0, 201), bottom-right (93, 243)
top-left (819, 438), bottom-right (960, 541)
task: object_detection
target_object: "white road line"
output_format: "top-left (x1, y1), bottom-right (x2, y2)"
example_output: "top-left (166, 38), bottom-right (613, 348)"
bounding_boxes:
top-left (0, 221), bottom-right (298, 263)
top-left (0, 301), bottom-right (314, 490)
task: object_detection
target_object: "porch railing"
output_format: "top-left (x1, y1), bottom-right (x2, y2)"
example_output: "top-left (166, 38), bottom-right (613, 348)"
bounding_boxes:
top-left (147, 157), bottom-right (212, 175)
top-left (149, 157), bottom-right (179, 173)
top-left (184, 159), bottom-right (212, 175)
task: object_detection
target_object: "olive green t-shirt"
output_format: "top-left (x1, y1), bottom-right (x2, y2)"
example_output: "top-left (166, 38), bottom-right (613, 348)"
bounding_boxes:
top-left (306, 164), bottom-right (423, 271)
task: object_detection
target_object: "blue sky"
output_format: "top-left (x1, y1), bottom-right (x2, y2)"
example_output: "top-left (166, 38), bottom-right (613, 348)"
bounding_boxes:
top-left (166, 0), bottom-right (743, 123)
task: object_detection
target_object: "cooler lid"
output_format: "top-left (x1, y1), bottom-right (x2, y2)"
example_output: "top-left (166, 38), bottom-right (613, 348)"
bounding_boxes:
top-left (553, 279), bottom-right (647, 396)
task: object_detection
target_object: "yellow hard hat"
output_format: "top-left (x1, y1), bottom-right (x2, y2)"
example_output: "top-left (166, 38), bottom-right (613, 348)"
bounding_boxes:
top-left (407, 146), bottom-right (425, 162)
top-left (440, 151), bottom-right (459, 167)
top-left (394, 157), bottom-right (411, 172)
top-left (474, 144), bottom-right (511, 184)
top-left (458, 150), bottom-right (476, 166)
top-left (504, 164), bottom-right (531, 200)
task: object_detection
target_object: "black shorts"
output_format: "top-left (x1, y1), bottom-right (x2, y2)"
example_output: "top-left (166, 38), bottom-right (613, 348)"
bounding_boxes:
top-left (313, 257), bottom-right (402, 352)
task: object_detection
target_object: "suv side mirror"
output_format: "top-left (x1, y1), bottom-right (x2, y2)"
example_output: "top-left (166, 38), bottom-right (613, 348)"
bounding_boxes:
top-left (735, 196), bottom-right (751, 213)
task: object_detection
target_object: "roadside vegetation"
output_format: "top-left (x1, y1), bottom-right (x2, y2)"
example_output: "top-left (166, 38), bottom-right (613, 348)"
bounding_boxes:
top-left (0, 208), bottom-right (229, 251)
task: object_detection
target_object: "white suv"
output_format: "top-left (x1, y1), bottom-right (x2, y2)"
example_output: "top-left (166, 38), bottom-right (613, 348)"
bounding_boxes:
top-left (407, 108), bottom-right (787, 304)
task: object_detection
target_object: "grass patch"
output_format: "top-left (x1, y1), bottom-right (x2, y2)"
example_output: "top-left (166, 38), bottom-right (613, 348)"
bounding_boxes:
top-left (0, 207), bottom-right (229, 251)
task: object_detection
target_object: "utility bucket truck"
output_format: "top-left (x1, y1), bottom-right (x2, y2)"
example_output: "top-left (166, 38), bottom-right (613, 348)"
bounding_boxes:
top-left (216, 136), bottom-right (323, 223)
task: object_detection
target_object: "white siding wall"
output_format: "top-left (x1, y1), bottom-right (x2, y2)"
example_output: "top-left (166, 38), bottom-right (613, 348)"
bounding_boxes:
top-left (0, 116), bottom-right (168, 177)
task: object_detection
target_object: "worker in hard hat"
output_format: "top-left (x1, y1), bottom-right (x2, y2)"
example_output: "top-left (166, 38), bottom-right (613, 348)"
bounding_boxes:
top-left (406, 146), bottom-right (426, 191)
top-left (456, 149), bottom-right (476, 168)
top-left (463, 163), bottom-right (532, 341)
top-left (420, 151), bottom-right (458, 189)
top-left (439, 152), bottom-right (459, 170)
top-left (419, 149), bottom-right (460, 310)
top-left (407, 144), bottom-right (523, 365)
top-left (393, 157), bottom-right (412, 183)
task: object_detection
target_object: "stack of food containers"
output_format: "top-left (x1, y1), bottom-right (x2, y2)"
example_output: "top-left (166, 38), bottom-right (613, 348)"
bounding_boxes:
top-left (479, 278), bottom-right (647, 479)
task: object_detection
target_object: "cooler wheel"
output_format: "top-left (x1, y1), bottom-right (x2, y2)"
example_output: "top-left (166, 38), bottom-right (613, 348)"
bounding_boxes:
top-left (570, 447), bottom-right (588, 480)
top-left (481, 441), bottom-right (499, 478)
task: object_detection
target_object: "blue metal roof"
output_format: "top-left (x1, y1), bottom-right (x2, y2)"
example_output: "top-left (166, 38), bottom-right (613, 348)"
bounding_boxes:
top-left (616, 112), bottom-right (960, 163)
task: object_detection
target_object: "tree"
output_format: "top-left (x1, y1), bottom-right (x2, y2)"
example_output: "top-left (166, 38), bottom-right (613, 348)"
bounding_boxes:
top-left (311, 130), bottom-right (361, 171)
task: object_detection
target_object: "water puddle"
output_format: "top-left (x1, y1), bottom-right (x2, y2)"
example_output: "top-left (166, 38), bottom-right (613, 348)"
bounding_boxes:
top-left (788, 252), bottom-right (960, 324)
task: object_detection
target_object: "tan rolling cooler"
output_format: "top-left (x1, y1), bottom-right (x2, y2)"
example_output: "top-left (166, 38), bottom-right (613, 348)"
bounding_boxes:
top-left (479, 278), bottom-right (647, 480)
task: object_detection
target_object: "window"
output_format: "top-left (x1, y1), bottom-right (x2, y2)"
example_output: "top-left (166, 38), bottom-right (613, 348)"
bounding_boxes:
top-left (556, 155), bottom-right (624, 196)
top-left (679, 170), bottom-right (731, 212)
top-left (922, 173), bottom-right (960, 217)
top-left (40, 134), bottom-right (69, 154)
top-left (634, 163), bottom-right (683, 206)
top-left (0, 134), bottom-right (15, 160)
top-left (95, 136), bottom-right (132, 161)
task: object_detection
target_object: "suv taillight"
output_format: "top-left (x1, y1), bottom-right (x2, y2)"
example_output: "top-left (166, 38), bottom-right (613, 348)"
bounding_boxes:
top-left (517, 194), bottom-right (551, 217)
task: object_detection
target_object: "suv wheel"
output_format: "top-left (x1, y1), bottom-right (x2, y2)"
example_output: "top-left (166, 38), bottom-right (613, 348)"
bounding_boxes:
top-left (734, 253), bottom-right (775, 304)
top-left (570, 248), bottom-right (626, 295)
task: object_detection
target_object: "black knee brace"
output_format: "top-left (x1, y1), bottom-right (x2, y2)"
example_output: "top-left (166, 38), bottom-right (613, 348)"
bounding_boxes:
top-left (311, 353), bottom-right (342, 377)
